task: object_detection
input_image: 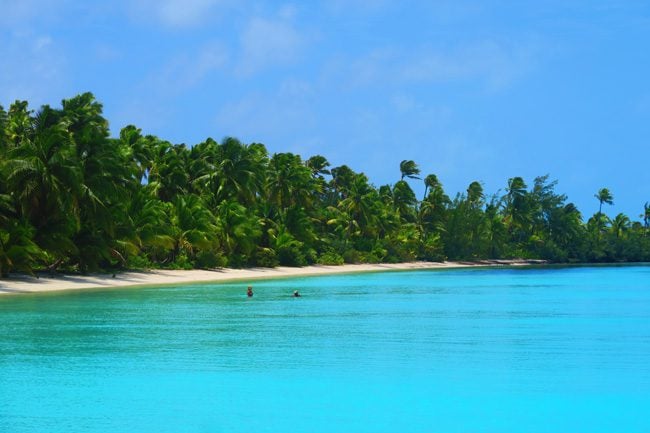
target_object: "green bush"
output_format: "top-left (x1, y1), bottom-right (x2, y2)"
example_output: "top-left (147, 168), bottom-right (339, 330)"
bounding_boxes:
top-left (359, 251), bottom-right (382, 263)
top-left (168, 253), bottom-right (193, 270)
top-left (317, 251), bottom-right (344, 265)
top-left (254, 247), bottom-right (279, 267)
top-left (342, 249), bottom-right (361, 264)
top-left (278, 244), bottom-right (307, 266)
top-left (195, 250), bottom-right (227, 269)
top-left (127, 254), bottom-right (155, 270)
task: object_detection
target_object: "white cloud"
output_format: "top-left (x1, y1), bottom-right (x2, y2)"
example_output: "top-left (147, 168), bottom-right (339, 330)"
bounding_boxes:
top-left (322, 0), bottom-right (389, 14)
top-left (0, 31), bottom-right (68, 106)
top-left (128, 0), bottom-right (231, 28)
top-left (149, 41), bottom-right (229, 94)
top-left (401, 40), bottom-right (537, 91)
top-left (236, 15), bottom-right (303, 76)
top-left (214, 78), bottom-right (318, 153)
top-left (341, 39), bottom-right (540, 93)
top-left (94, 44), bottom-right (122, 62)
top-left (0, 0), bottom-right (60, 27)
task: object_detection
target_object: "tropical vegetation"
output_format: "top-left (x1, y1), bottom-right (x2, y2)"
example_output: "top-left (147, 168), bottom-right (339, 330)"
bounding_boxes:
top-left (1, 93), bottom-right (648, 276)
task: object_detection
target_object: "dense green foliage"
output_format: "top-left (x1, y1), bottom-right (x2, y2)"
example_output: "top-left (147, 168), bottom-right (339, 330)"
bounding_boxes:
top-left (0, 94), bottom-right (648, 276)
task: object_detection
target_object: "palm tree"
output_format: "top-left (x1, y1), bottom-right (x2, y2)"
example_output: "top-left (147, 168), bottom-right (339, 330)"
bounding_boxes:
top-left (595, 188), bottom-right (614, 216)
top-left (610, 213), bottom-right (631, 239)
top-left (329, 165), bottom-right (356, 201)
top-left (5, 100), bottom-right (32, 148)
top-left (124, 186), bottom-right (175, 260)
top-left (266, 152), bottom-right (314, 212)
top-left (119, 125), bottom-right (156, 183)
top-left (392, 180), bottom-right (417, 222)
top-left (150, 142), bottom-right (191, 202)
top-left (170, 194), bottom-right (217, 263)
top-left (466, 181), bottom-right (484, 207)
top-left (214, 200), bottom-right (262, 265)
top-left (399, 160), bottom-right (420, 180)
top-left (209, 137), bottom-right (267, 206)
top-left (3, 105), bottom-right (81, 264)
top-left (0, 105), bottom-right (8, 151)
top-left (423, 174), bottom-right (440, 200)
top-left (306, 155), bottom-right (331, 178)
top-left (0, 218), bottom-right (42, 277)
top-left (503, 177), bottom-right (531, 248)
top-left (338, 174), bottom-right (379, 238)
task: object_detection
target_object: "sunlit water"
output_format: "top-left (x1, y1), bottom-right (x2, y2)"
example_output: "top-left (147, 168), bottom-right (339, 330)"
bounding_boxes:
top-left (1, 265), bottom-right (649, 432)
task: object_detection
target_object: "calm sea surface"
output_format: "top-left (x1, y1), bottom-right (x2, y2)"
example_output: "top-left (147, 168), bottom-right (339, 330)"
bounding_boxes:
top-left (1, 265), bottom-right (649, 432)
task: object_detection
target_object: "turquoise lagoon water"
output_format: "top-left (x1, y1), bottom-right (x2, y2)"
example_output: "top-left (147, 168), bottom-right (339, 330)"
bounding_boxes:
top-left (1, 265), bottom-right (649, 432)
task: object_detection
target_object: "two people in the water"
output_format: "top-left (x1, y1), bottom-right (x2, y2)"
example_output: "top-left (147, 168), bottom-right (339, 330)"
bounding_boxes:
top-left (246, 286), bottom-right (301, 297)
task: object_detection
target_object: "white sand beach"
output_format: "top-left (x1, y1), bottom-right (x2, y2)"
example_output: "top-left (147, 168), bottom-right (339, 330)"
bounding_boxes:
top-left (0, 260), bottom-right (543, 295)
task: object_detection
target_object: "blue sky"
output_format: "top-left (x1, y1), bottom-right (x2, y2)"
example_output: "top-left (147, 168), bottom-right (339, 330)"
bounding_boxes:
top-left (1, 0), bottom-right (649, 219)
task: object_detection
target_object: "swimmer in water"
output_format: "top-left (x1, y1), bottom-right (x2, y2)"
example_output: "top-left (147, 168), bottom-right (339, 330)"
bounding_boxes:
top-left (293, 290), bottom-right (301, 297)
top-left (247, 286), bottom-right (253, 297)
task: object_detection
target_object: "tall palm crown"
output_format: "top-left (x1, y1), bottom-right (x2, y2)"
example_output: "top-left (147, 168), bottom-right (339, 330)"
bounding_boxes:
top-left (399, 160), bottom-right (420, 180)
top-left (595, 188), bottom-right (614, 215)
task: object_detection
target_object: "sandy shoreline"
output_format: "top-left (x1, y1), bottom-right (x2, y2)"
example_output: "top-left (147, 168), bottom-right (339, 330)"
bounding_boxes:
top-left (0, 260), bottom-right (542, 296)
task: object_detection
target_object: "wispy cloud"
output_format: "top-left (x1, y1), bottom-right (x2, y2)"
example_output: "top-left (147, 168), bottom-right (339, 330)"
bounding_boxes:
top-left (322, 0), bottom-right (389, 14)
top-left (236, 14), bottom-right (304, 77)
top-left (343, 39), bottom-right (541, 92)
top-left (147, 41), bottom-right (229, 95)
top-left (400, 40), bottom-right (538, 90)
top-left (109, 41), bottom-right (228, 135)
top-left (128, 0), bottom-right (232, 28)
top-left (0, 0), bottom-right (60, 27)
top-left (214, 78), bottom-right (317, 152)
top-left (0, 31), bottom-right (68, 105)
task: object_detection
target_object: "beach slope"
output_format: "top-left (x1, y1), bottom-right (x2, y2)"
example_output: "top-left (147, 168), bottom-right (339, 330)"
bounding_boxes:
top-left (0, 262), bottom-right (487, 295)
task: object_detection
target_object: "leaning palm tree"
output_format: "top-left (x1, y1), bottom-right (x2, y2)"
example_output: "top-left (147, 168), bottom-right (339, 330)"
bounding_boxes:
top-left (399, 160), bottom-right (420, 180)
top-left (595, 188), bottom-right (614, 216)
top-left (466, 181), bottom-right (484, 207)
top-left (423, 174), bottom-right (440, 200)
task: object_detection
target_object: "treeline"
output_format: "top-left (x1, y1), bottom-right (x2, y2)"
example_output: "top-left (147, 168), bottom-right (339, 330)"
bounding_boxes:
top-left (0, 93), bottom-right (649, 276)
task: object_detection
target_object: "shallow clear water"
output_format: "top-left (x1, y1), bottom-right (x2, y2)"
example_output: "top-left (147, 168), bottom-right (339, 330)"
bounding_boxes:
top-left (1, 265), bottom-right (649, 432)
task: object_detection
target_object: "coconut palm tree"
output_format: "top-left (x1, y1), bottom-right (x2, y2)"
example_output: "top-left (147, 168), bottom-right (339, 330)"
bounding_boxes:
top-left (267, 152), bottom-right (314, 211)
top-left (595, 188), bottom-right (614, 216)
top-left (306, 155), bottom-right (331, 178)
top-left (423, 174), bottom-right (440, 200)
top-left (3, 105), bottom-right (81, 264)
top-left (392, 180), bottom-right (417, 222)
top-left (214, 200), bottom-right (261, 265)
top-left (467, 181), bottom-right (484, 207)
top-left (399, 159), bottom-right (420, 180)
top-left (210, 138), bottom-right (267, 206)
top-left (610, 213), bottom-right (631, 239)
top-left (170, 194), bottom-right (217, 264)
top-left (0, 105), bottom-right (8, 151)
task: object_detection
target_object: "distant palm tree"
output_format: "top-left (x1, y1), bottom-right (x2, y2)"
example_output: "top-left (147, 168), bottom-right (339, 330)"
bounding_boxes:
top-left (467, 181), bottom-right (484, 206)
top-left (399, 160), bottom-right (420, 180)
top-left (610, 213), bottom-right (631, 239)
top-left (306, 155), bottom-right (331, 177)
top-left (423, 174), bottom-right (439, 200)
top-left (595, 188), bottom-right (614, 215)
